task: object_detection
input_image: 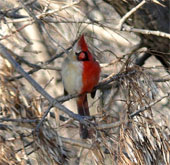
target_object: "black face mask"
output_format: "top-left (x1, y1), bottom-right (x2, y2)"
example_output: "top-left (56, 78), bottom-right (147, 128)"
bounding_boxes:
top-left (75, 51), bottom-right (89, 61)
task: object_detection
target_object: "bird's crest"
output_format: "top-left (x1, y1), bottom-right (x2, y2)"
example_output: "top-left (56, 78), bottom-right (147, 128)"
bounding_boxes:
top-left (78, 34), bottom-right (88, 51)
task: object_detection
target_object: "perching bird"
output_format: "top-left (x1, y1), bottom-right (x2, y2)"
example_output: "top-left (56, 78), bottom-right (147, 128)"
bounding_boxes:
top-left (61, 34), bottom-right (100, 139)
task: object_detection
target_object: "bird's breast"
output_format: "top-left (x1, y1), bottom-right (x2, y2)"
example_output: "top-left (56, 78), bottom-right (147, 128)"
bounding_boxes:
top-left (61, 60), bottom-right (83, 94)
top-left (81, 61), bottom-right (100, 93)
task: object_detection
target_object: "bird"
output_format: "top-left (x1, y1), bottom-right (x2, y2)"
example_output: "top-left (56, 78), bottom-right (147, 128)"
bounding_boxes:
top-left (61, 34), bottom-right (101, 139)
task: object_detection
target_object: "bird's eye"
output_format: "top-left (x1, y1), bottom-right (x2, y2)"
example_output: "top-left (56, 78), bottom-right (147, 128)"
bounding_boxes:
top-left (75, 51), bottom-right (89, 61)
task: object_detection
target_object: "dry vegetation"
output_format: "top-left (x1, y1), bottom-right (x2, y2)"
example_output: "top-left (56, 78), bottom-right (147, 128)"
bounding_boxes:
top-left (0, 0), bottom-right (170, 165)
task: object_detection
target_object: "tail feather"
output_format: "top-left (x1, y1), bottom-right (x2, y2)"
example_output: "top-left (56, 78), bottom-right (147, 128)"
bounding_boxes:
top-left (76, 94), bottom-right (90, 139)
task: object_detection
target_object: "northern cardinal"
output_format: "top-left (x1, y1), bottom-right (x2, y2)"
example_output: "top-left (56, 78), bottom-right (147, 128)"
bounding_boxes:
top-left (61, 34), bottom-right (101, 139)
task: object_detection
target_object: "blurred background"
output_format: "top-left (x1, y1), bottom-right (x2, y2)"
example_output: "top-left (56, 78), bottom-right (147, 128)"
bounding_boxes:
top-left (0, 0), bottom-right (169, 164)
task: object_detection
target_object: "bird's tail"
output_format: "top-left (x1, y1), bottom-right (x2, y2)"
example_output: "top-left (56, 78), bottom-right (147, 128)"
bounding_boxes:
top-left (76, 94), bottom-right (90, 139)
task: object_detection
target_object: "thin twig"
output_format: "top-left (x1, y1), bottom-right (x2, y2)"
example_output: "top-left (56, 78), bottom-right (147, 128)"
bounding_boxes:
top-left (16, 136), bottom-right (92, 151)
top-left (0, 118), bottom-right (38, 123)
top-left (94, 70), bottom-right (136, 90)
top-left (18, 0), bottom-right (38, 22)
top-left (97, 121), bottom-right (123, 130)
top-left (35, 105), bottom-right (52, 132)
top-left (8, 67), bottom-right (40, 81)
top-left (129, 92), bottom-right (170, 118)
top-left (0, 21), bottom-right (34, 40)
top-left (57, 93), bottom-right (79, 103)
top-left (16, 141), bottom-right (34, 153)
top-left (1, 0), bottom-right (36, 18)
top-left (14, 54), bottom-right (61, 71)
top-left (0, 124), bottom-right (11, 130)
top-left (61, 136), bottom-right (92, 149)
top-left (117, 0), bottom-right (146, 30)
top-left (154, 78), bottom-right (170, 82)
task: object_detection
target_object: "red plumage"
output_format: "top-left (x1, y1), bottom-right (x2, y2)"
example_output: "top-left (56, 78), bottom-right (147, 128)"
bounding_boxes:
top-left (78, 34), bottom-right (88, 51)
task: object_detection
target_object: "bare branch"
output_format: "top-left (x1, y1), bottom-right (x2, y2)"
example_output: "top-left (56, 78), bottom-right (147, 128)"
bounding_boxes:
top-left (129, 92), bottom-right (170, 118)
top-left (97, 121), bottom-right (123, 130)
top-left (17, 136), bottom-right (93, 150)
top-left (117, 0), bottom-right (146, 30)
top-left (18, 0), bottom-right (38, 22)
top-left (154, 78), bottom-right (170, 82)
top-left (0, 118), bottom-right (38, 123)
top-left (60, 136), bottom-right (92, 149)
top-left (0, 21), bottom-right (34, 41)
top-left (35, 105), bottom-right (52, 132)
top-left (94, 70), bottom-right (136, 90)
top-left (0, 124), bottom-right (10, 130)
top-left (122, 25), bottom-right (170, 39)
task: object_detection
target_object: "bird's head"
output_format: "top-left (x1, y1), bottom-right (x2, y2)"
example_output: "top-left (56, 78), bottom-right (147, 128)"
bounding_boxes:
top-left (69, 34), bottom-right (93, 62)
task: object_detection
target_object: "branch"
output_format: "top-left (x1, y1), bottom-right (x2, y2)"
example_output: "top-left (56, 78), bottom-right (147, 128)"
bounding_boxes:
top-left (0, 21), bottom-right (34, 41)
top-left (94, 70), bottom-right (136, 90)
top-left (129, 92), bottom-right (170, 118)
top-left (55, 70), bottom-right (137, 104)
top-left (135, 53), bottom-right (151, 66)
top-left (0, 43), bottom-right (88, 126)
top-left (122, 25), bottom-right (170, 39)
top-left (96, 121), bottom-right (123, 130)
top-left (154, 78), bottom-right (170, 83)
top-left (0, 0), bottom-right (35, 19)
top-left (117, 0), bottom-right (146, 30)
top-left (18, 0), bottom-right (38, 22)
top-left (0, 124), bottom-right (10, 130)
top-left (0, 118), bottom-right (38, 123)
top-left (60, 136), bottom-right (92, 149)
top-left (17, 136), bottom-right (93, 151)
top-left (35, 105), bottom-right (52, 132)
